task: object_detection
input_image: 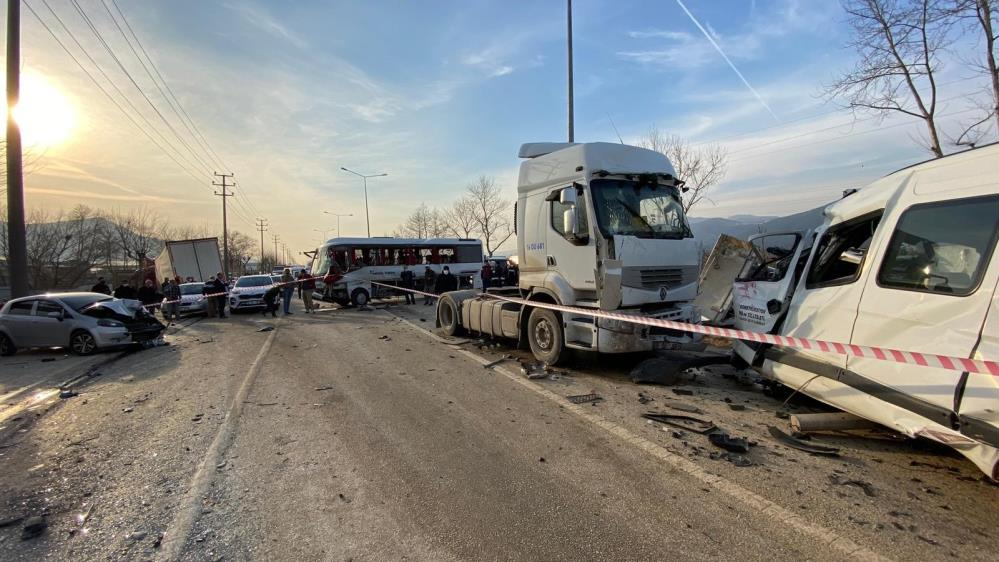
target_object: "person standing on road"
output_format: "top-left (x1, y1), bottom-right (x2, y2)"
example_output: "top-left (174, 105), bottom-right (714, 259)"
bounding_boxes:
top-left (435, 266), bottom-right (458, 295)
top-left (91, 277), bottom-right (111, 295)
top-left (137, 279), bottom-right (161, 313)
top-left (210, 273), bottom-right (228, 318)
top-left (400, 264), bottom-right (416, 304)
top-left (298, 270), bottom-right (317, 313)
top-left (280, 268), bottom-right (295, 315)
top-left (423, 266), bottom-right (437, 306)
top-left (113, 281), bottom-right (136, 300)
top-left (162, 278), bottom-right (181, 323)
top-left (480, 261), bottom-right (493, 292)
top-left (262, 284), bottom-right (280, 317)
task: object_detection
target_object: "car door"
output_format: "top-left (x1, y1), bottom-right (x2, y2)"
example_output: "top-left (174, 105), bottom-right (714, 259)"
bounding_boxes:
top-left (849, 194), bottom-right (999, 424)
top-left (33, 299), bottom-right (74, 349)
top-left (2, 300), bottom-right (38, 346)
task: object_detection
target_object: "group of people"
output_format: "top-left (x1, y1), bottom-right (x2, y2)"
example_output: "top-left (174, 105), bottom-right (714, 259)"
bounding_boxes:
top-left (261, 268), bottom-right (318, 317)
top-left (91, 272), bottom-right (229, 323)
top-left (397, 264), bottom-right (459, 305)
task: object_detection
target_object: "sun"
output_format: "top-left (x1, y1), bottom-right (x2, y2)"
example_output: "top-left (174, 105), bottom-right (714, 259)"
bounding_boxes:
top-left (8, 72), bottom-right (77, 148)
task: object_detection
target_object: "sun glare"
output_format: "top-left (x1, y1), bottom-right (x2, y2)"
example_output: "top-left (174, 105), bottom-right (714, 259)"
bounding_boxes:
top-left (8, 72), bottom-right (77, 148)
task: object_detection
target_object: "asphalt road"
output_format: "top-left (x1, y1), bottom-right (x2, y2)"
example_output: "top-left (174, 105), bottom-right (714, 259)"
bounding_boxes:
top-left (0, 301), bottom-right (995, 560)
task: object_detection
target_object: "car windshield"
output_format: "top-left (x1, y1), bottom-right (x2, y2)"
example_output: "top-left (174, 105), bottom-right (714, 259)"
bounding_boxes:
top-left (235, 276), bottom-right (272, 288)
top-left (180, 284), bottom-right (205, 295)
top-left (60, 294), bottom-right (114, 311)
top-left (590, 178), bottom-right (692, 239)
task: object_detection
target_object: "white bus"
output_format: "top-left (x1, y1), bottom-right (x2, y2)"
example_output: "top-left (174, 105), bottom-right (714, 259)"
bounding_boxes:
top-left (308, 237), bottom-right (484, 306)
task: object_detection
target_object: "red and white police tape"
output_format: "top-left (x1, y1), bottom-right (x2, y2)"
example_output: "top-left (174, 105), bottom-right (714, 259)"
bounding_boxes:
top-left (370, 281), bottom-right (999, 377)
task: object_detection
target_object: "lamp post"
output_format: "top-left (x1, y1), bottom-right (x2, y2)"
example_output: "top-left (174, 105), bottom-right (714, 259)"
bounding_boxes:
top-left (339, 167), bottom-right (387, 237)
top-left (313, 227), bottom-right (335, 244)
top-left (323, 211), bottom-right (353, 235)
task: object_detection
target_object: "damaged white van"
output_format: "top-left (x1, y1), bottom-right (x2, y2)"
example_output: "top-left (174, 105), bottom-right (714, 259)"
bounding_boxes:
top-left (723, 144), bottom-right (999, 479)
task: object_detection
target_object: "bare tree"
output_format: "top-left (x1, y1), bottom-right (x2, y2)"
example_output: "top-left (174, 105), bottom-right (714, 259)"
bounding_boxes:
top-left (639, 125), bottom-right (728, 213)
top-left (108, 208), bottom-right (165, 269)
top-left (948, 0), bottom-right (999, 146)
top-left (394, 204), bottom-right (437, 239)
top-left (442, 196), bottom-right (478, 238)
top-left (467, 176), bottom-right (513, 256)
top-left (827, 0), bottom-right (954, 157)
top-left (224, 231), bottom-right (255, 276)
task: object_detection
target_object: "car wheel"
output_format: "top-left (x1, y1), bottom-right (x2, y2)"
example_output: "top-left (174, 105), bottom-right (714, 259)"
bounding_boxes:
top-left (437, 295), bottom-right (466, 337)
top-left (527, 307), bottom-right (566, 366)
top-left (351, 288), bottom-right (370, 307)
top-left (70, 330), bottom-right (98, 356)
top-left (0, 332), bottom-right (16, 356)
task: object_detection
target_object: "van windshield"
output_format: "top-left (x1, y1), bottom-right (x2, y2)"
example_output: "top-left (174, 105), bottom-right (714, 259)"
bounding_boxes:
top-left (590, 179), bottom-right (692, 239)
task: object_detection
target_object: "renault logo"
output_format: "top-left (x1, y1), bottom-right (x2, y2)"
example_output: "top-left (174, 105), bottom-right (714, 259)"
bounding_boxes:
top-left (659, 286), bottom-right (668, 300)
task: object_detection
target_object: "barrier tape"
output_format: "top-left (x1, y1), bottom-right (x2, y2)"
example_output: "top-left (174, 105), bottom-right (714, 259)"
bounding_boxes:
top-left (370, 282), bottom-right (999, 377)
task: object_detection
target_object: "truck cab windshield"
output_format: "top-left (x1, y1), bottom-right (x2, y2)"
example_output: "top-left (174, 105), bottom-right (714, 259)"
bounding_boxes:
top-left (590, 178), bottom-right (692, 239)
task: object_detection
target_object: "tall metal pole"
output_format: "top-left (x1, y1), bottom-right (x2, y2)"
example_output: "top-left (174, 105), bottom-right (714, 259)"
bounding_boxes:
top-left (363, 176), bottom-right (370, 238)
top-left (567, 0), bottom-right (574, 143)
top-left (213, 172), bottom-right (234, 279)
top-left (6, 0), bottom-right (28, 298)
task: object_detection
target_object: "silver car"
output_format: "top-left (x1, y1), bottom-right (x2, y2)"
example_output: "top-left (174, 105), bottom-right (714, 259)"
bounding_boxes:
top-left (163, 282), bottom-right (210, 316)
top-left (0, 292), bottom-right (165, 356)
top-left (228, 275), bottom-right (280, 311)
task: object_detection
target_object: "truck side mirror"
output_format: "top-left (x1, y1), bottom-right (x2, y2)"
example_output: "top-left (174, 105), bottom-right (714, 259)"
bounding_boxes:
top-left (559, 186), bottom-right (577, 206)
top-left (564, 208), bottom-right (578, 236)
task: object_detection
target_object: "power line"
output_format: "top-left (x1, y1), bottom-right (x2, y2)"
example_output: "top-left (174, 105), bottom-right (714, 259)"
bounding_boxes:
top-left (26, 0), bottom-right (208, 186)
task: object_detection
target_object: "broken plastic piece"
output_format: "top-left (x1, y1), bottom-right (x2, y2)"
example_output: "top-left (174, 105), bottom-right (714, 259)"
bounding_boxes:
top-left (642, 412), bottom-right (717, 434)
top-left (708, 432), bottom-right (750, 454)
top-left (767, 426), bottom-right (840, 456)
top-left (567, 393), bottom-right (602, 404)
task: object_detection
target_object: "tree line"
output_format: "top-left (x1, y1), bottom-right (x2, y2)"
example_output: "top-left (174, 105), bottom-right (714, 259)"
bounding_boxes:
top-left (0, 204), bottom-right (260, 290)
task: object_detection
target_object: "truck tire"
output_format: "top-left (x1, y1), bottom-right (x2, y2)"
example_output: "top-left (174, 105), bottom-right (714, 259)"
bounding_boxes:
top-left (527, 307), bottom-right (566, 366)
top-left (351, 288), bottom-right (370, 307)
top-left (437, 295), bottom-right (466, 337)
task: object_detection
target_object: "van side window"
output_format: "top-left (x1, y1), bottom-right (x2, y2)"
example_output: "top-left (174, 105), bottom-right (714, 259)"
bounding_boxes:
top-left (551, 195), bottom-right (589, 236)
top-left (877, 195), bottom-right (999, 296)
top-left (806, 212), bottom-right (882, 289)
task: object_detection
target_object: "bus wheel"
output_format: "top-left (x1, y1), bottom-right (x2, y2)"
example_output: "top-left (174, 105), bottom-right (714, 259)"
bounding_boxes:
top-left (527, 308), bottom-right (565, 366)
top-left (437, 295), bottom-right (465, 337)
top-left (351, 288), bottom-right (370, 307)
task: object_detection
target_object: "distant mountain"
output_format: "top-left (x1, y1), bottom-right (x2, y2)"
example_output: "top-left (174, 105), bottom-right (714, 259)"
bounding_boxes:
top-left (690, 206), bottom-right (827, 248)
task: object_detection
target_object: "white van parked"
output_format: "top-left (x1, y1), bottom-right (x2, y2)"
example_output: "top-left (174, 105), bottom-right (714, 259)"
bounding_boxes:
top-left (720, 144), bottom-right (999, 479)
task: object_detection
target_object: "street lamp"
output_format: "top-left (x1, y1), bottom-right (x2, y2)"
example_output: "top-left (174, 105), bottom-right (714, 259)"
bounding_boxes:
top-left (340, 167), bottom-right (387, 237)
top-left (323, 211), bottom-right (353, 234)
top-left (313, 227), bottom-right (335, 244)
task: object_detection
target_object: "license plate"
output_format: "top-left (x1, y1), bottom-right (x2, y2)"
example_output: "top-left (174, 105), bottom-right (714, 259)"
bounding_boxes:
top-left (243, 299), bottom-right (262, 305)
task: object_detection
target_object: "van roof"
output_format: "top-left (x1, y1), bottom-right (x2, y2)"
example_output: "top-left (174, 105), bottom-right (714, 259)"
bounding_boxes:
top-left (824, 143), bottom-right (999, 225)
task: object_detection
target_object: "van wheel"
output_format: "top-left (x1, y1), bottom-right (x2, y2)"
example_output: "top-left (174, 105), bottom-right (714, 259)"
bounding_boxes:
top-left (351, 289), bottom-right (370, 307)
top-left (70, 330), bottom-right (98, 356)
top-left (437, 295), bottom-right (465, 337)
top-left (527, 308), bottom-right (565, 366)
top-left (0, 333), bottom-right (16, 356)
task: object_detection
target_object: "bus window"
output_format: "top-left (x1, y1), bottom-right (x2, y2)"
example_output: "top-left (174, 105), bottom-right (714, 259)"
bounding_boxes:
top-left (456, 245), bottom-right (483, 263)
top-left (439, 247), bottom-right (455, 263)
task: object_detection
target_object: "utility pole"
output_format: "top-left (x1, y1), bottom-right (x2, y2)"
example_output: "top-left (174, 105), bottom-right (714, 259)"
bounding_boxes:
top-left (567, 0), bottom-right (574, 143)
top-left (271, 234), bottom-right (280, 266)
top-left (6, 0), bottom-right (28, 298)
top-left (255, 218), bottom-right (268, 271)
top-left (213, 172), bottom-right (235, 279)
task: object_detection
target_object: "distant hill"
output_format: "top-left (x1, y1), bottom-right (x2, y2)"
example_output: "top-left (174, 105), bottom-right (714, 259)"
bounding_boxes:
top-left (690, 206), bottom-right (827, 248)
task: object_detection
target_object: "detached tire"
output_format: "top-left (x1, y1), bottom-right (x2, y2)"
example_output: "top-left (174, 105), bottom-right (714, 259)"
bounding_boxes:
top-left (0, 332), bottom-right (16, 356)
top-left (70, 330), bottom-right (97, 356)
top-left (351, 288), bottom-right (370, 307)
top-left (527, 307), bottom-right (566, 366)
top-left (437, 295), bottom-right (465, 337)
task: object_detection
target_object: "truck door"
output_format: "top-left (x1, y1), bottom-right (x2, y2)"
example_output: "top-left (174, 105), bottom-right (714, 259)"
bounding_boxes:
top-left (546, 185), bottom-right (595, 290)
top-left (729, 232), bottom-right (808, 366)
top-left (849, 194), bottom-right (999, 428)
top-left (781, 211), bottom-right (884, 370)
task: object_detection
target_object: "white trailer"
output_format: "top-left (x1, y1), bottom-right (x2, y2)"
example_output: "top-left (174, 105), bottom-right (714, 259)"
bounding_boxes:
top-left (154, 238), bottom-right (224, 283)
top-left (714, 144), bottom-right (999, 479)
top-left (436, 142), bottom-right (702, 365)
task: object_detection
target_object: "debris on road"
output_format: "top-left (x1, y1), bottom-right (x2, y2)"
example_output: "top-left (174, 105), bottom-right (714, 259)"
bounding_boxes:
top-left (122, 407), bottom-right (134, 414)
top-left (59, 390), bottom-right (79, 399)
top-left (521, 362), bottom-right (550, 379)
top-left (728, 403), bottom-right (746, 411)
top-left (314, 386), bottom-right (334, 391)
top-left (661, 400), bottom-right (701, 414)
top-left (768, 426), bottom-right (840, 456)
top-left (20, 516), bottom-right (46, 540)
top-left (567, 393), bottom-right (602, 404)
top-left (790, 412), bottom-right (880, 433)
top-left (630, 358), bottom-right (682, 386)
top-left (41, 358), bottom-right (55, 363)
top-left (483, 355), bottom-right (512, 369)
top-left (829, 474), bottom-right (877, 497)
top-left (256, 326), bottom-right (275, 332)
top-left (708, 432), bottom-right (750, 454)
top-left (671, 388), bottom-right (694, 396)
top-left (642, 412), bottom-right (717, 434)
top-left (637, 392), bottom-right (654, 405)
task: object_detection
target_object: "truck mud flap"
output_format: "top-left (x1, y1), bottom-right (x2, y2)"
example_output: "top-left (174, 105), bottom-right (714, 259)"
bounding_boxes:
top-left (764, 347), bottom-right (999, 450)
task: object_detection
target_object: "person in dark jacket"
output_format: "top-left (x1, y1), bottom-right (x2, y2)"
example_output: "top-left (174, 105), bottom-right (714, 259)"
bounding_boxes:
top-left (297, 270), bottom-right (317, 313)
top-left (91, 277), bottom-right (111, 295)
top-left (423, 266), bottom-right (437, 306)
top-left (400, 264), bottom-right (416, 304)
top-left (210, 273), bottom-right (228, 318)
top-left (113, 282), bottom-right (137, 300)
top-left (137, 279), bottom-right (161, 312)
top-left (480, 262), bottom-right (493, 292)
top-left (434, 266), bottom-right (458, 295)
top-left (262, 284), bottom-right (280, 317)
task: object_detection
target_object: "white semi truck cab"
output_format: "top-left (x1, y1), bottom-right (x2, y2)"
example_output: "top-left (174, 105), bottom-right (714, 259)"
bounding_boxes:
top-left (437, 142), bottom-right (702, 364)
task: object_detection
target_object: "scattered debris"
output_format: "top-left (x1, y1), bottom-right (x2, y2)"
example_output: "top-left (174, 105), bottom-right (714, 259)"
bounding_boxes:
top-left (122, 375), bottom-right (135, 382)
top-left (728, 403), bottom-right (746, 411)
top-left (378, 335), bottom-right (391, 341)
top-left (256, 326), bottom-right (275, 332)
top-left (0, 516), bottom-right (24, 528)
top-left (41, 357), bottom-right (56, 363)
top-left (642, 412), bottom-right (717, 434)
top-left (122, 407), bottom-right (134, 413)
top-left (768, 426), bottom-right (840, 456)
top-left (314, 386), bottom-right (334, 391)
top-left (20, 516), bottom-right (46, 540)
top-left (708, 432), bottom-right (750, 454)
top-left (661, 400), bottom-right (702, 414)
top-left (337, 493), bottom-right (351, 503)
top-left (790, 412), bottom-right (880, 433)
top-left (483, 355), bottom-right (512, 369)
top-left (59, 389), bottom-right (79, 399)
top-left (671, 388), bottom-right (694, 396)
top-left (128, 531), bottom-right (147, 541)
top-left (711, 452), bottom-right (753, 467)
top-left (567, 393), bottom-right (602, 404)
top-left (630, 358), bottom-right (682, 386)
top-left (153, 533), bottom-right (163, 548)
top-left (638, 392), bottom-right (654, 405)
top-left (829, 474), bottom-right (877, 497)
top-left (521, 362), bottom-right (550, 379)
top-left (539, 457), bottom-right (546, 463)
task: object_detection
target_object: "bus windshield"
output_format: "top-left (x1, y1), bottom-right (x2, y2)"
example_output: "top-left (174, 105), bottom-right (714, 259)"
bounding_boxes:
top-left (590, 178), bottom-right (692, 239)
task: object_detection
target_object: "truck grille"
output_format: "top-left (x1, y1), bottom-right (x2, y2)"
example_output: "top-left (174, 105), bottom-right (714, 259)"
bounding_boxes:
top-left (622, 266), bottom-right (697, 290)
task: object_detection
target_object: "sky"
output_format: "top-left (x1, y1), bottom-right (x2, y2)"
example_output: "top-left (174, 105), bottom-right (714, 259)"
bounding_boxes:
top-left (3, 0), bottom-right (996, 261)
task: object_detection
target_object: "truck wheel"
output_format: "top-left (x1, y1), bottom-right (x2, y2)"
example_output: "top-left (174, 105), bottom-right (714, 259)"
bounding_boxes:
top-left (351, 288), bottom-right (370, 307)
top-left (70, 330), bottom-right (98, 356)
top-left (0, 333), bottom-right (16, 356)
top-left (437, 295), bottom-right (466, 337)
top-left (527, 308), bottom-right (565, 366)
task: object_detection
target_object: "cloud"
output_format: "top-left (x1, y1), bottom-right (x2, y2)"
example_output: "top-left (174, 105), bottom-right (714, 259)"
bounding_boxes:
top-left (224, 2), bottom-right (306, 49)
